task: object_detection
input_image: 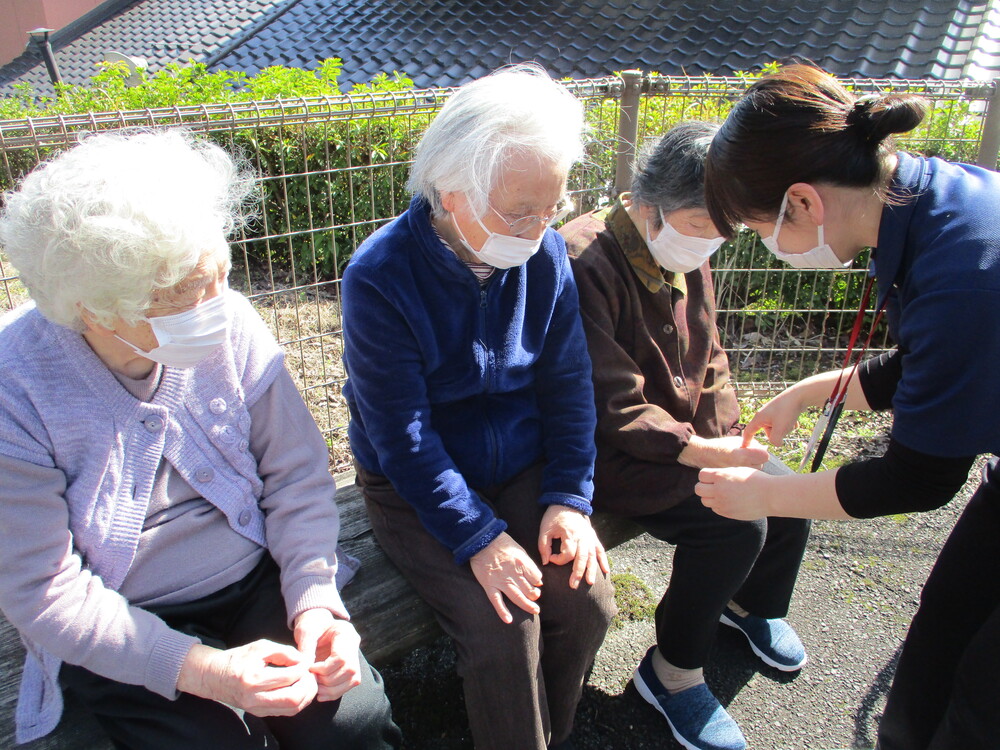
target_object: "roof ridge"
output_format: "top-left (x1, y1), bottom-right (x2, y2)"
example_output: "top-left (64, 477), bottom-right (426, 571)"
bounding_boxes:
top-left (49, 0), bottom-right (140, 50)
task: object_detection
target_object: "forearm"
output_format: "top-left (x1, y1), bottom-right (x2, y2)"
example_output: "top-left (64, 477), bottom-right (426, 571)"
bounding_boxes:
top-left (352, 411), bottom-right (508, 562)
top-left (678, 434), bottom-right (769, 470)
top-left (251, 371), bottom-right (348, 622)
top-left (176, 643), bottom-right (224, 699)
top-left (835, 440), bottom-right (974, 517)
top-left (356, 413), bottom-right (506, 561)
top-left (0, 454), bottom-right (200, 698)
top-left (760, 469), bottom-right (853, 520)
top-left (598, 407), bottom-right (696, 461)
top-left (782, 368), bottom-right (873, 412)
top-left (536, 378), bottom-right (597, 511)
top-left (23, 581), bottom-right (197, 698)
top-left (537, 385), bottom-right (598, 512)
top-left (585, 337), bottom-right (698, 461)
top-left (698, 463), bottom-right (852, 521)
top-left (535, 262), bottom-right (598, 505)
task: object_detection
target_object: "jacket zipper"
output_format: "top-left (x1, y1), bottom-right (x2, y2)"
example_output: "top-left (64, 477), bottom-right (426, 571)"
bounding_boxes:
top-left (478, 281), bottom-right (499, 482)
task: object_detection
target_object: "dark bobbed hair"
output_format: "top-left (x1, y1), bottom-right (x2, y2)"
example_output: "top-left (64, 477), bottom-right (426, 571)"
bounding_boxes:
top-left (704, 64), bottom-right (928, 237)
top-left (631, 121), bottom-right (719, 228)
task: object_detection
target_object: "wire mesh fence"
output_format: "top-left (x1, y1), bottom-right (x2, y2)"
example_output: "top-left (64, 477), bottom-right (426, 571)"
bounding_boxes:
top-left (0, 73), bottom-right (996, 469)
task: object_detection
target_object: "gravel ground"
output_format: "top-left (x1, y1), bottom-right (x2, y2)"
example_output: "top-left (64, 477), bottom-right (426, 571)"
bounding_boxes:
top-left (380, 455), bottom-right (982, 750)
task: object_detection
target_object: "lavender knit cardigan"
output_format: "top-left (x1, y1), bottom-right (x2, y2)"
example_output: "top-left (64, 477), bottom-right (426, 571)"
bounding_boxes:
top-left (0, 291), bottom-right (285, 743)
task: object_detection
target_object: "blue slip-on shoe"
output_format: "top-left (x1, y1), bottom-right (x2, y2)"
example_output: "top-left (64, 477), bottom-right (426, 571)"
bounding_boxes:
top-left (720, 606), bottom-right (807, 672)
top-left (632, 646), bottom-right (746, 750)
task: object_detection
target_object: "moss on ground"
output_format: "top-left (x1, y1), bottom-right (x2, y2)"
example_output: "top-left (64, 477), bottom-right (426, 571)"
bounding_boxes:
top-left (611, 571), bottom-right (657, 628)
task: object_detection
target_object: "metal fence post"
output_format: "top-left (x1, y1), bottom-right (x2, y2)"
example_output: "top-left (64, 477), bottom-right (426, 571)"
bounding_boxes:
top-left (614, 70), bottom-right (644, 195)
top-left (976, 78), bottom-right (1000, 170)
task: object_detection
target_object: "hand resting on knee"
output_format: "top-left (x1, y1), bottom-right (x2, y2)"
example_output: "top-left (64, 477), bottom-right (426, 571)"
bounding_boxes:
top-left (538, 505), bottom-right (609, 589)
top-left (470, 532), bottom-right (544, 624)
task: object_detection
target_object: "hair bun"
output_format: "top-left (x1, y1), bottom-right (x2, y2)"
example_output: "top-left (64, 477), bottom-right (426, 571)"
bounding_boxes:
top-left (847, 93), bottom-right (927, 145)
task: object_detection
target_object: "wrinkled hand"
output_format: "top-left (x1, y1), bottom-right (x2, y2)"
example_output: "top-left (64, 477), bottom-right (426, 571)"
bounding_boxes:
top-left (177, 639), bottom-right (317, 717)
top-left (294, 608), bottom-right (362, 702)
top-left (743, 390), bottom-right (808, 448)
top-left (695, 466), bottom-right (773, 521)
top-left (470, 532), bottom-right (544, 624)
top-left (538, 505), bottom-right (610, 589)
top-left (677, 435), bottom-right (769, 470)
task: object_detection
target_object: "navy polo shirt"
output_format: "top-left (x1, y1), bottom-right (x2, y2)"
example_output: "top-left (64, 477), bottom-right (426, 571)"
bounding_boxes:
top-left (874, 152), bottom-right (1000, 457)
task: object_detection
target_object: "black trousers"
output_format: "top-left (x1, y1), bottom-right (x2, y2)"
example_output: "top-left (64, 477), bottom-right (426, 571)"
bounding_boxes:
top-left (631, 493), bottom-right (811, 670)
top-left (61, 555), bottom-right (402, 750)
top-left (877, 460), bottom-right (1000, 750)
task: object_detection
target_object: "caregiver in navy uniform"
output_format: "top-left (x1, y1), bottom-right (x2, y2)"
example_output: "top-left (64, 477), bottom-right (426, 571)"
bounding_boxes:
top-left (696, 63), bottom-right (1000, 750)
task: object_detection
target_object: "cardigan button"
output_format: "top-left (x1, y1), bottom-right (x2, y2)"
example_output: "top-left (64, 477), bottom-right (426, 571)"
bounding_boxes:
top-left (238, 509), bottom-right (252, 526)
top-left (209, 398), bottom-right (228, 415)
top-left (218, 425), bottom-right (237, 444)
top-left (195, 467), bottom-right (214, 483)
top-left (661, 323), bottom-right (674, 334)
top-left (143, 416), bottom-right (164, 433)
top-left (672, 375), bottom-right (684, 389)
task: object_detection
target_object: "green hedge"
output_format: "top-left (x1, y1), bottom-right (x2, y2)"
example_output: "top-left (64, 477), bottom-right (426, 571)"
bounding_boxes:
top-left (0, 59), bottom-right (429, 279)
top-left (1, 62), bottom-right (989, 331)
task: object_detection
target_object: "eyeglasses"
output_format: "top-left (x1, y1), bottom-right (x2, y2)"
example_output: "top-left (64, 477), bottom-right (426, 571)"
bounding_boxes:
top-left (488, 197), bottom-right (573, 237)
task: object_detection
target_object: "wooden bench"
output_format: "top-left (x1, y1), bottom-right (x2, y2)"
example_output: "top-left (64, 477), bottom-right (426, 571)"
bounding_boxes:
top-left (1, 458), bottom-right (790, 748)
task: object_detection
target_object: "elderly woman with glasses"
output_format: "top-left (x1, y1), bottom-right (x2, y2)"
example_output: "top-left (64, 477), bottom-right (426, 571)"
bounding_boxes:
top-left (561, 122), bottom-right (812, 750)
top-left (0, 130), bottom-right (400, 750)
top-left (342, 66), bottom-right (616, 750)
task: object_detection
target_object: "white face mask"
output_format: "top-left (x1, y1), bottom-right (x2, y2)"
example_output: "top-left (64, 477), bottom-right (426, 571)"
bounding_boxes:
top-left (761, 192), bottom-right (851, 270)
top-left (452, 212), bottom-right (542, 269)
top-left (646, 208), bottom-right (724, 273)
top-left (116, 287), bottom-right (231, 369)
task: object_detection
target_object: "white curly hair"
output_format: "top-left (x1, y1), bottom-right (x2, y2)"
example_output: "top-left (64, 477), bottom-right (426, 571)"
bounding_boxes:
top-left (0, 128), bottom-right (256, 331)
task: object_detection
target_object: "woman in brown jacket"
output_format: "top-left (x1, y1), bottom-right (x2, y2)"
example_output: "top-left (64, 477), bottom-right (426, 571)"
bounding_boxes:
top-left (561, 122), bottom-right (811, 750)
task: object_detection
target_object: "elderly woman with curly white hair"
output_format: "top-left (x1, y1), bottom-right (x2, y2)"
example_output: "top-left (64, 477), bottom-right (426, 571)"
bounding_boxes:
top-left (0, 130), bottom-right (401, 750)
top-left (342, 66), bottom-right (617, 750)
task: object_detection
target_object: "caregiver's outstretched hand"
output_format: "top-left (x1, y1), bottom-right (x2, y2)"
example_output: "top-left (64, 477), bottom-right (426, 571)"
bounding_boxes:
top-left (695, 466), bottom-right (772, 521)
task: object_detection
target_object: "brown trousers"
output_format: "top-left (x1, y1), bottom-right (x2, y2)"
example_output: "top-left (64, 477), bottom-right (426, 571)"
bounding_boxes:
top-left (357, 462), bottom-right (616, 750)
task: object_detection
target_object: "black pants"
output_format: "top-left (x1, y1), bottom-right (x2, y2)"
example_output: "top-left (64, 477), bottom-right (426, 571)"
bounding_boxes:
top-left (632, 494), bottom-right (811, 670)
top-left (61, 555), bottom-right (402, 750)
top-left (878, 460), bottom-right (1000, 750)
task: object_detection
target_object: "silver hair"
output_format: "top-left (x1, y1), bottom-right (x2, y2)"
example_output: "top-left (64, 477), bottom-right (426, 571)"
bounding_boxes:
top-left (631, 121), bottom-right (720, 228)
top-left (407, 64), bottom-right (586, 217)
top-left (0, 129), bottom-right (256, 331)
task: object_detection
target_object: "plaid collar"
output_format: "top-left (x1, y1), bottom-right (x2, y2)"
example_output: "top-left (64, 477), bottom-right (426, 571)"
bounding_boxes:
top-left (601, 195), bottom-right (687, 296)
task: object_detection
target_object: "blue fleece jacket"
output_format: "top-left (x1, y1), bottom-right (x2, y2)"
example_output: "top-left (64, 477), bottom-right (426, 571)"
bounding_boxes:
top-left (342, 195), bottom-right (597, 564)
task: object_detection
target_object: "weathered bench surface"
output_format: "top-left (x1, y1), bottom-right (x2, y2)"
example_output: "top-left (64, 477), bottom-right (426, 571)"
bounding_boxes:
top-left (2, 457), bottom-right (791, 748)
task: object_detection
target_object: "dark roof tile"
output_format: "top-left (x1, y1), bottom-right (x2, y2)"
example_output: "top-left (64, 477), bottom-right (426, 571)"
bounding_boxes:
top-left (0, 0), bottom-right (281, 96)
top-left (3, 0), bottom-right (998, 98)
